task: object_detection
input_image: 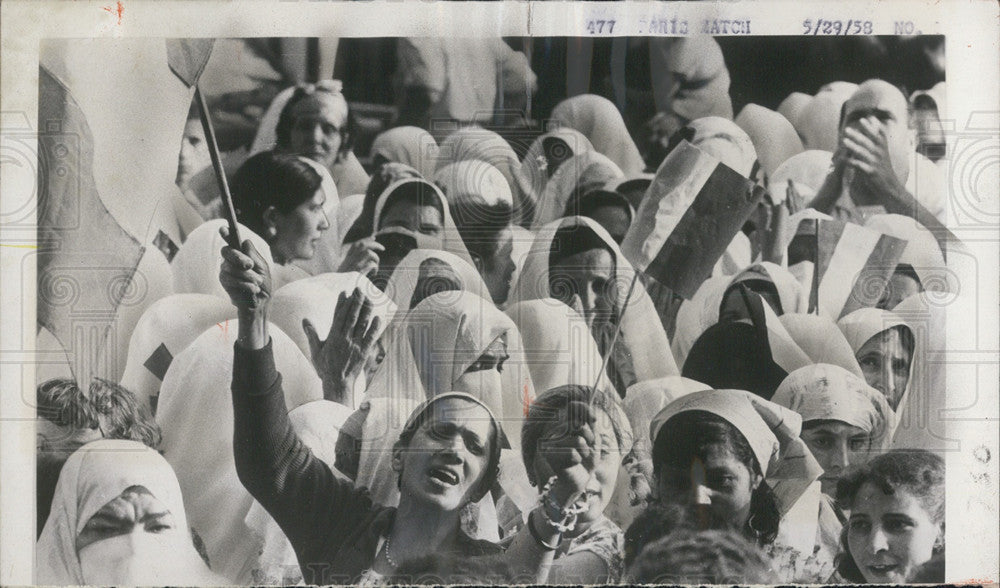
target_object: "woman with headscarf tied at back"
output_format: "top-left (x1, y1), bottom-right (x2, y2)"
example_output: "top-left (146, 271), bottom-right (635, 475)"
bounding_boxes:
top-left (510, 215), bottom-right (678, 398)
top-left (551, 95), bottom-right (646, 178)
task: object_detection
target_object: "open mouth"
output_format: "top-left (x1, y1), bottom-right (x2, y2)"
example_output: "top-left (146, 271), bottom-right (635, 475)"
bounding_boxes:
top-left (868, 563), bottom-right (898, 576)
top-left (427, 467), bottom-right (460, 486)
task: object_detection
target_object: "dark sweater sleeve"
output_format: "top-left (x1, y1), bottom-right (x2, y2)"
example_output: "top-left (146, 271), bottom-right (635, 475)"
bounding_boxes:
top-left (231, 339), bottom-right (373, 561)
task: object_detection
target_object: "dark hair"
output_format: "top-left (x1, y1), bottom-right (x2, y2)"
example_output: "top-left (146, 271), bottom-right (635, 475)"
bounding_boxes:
top-left (376, 181), bottom-right (445, 230)
top-left (37, 378), bottom-right (99, 430)
top-left (452, 200), bottom-right (513, 267)
top-left (520, 385), bottom-right (630, 487)
top-left (89, 378), bottom-right (162, 450)
top-left (230, 151), bottom-right (323, 238)
top-left (834, 449), bottom-right (945, 582)
top-left (548, 223), bottom-right (615, 268)
top-left (409, 258), bottom-right (463, 309)
top-left (627, 526), bottom-right (777, 584)
top-left (395, 396), bottom-right (502, 503)
top-left (894, 262), bottom-right (924, 289)
top-left (274, 84), bottom-right (354, 157)
top-left (721, 279), bottom-right (784, 316)
top-left (651, 410), bottom-right (781, 545)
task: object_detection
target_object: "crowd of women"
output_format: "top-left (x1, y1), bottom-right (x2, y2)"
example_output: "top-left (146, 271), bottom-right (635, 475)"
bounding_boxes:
top-left (36, 44), bottom-right (953, 585)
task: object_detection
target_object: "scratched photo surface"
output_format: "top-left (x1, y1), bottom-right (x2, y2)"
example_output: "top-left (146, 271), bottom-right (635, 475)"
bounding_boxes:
top-left (2, 8), bottom-right (994, 585)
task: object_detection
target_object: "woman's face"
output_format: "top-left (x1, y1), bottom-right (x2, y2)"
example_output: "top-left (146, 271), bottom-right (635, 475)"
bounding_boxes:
top-left (270, 188), bottom-right (330, 264)
top-left (656, 443), bottom-right (760, 530)
top-left (395, 397), bottom-right (495, 512)
top-left (857, 328), bottom-right (912, 410)
top-left (452, 335), bottom-right (508, 408)
top-left (288, 94), bottom-right (346, 169)
top-left (847, 483), bottom-right (943, 584)
top-left (531, 406), bottom-right (621, 526)
top-left (76, 486), bottom-right (179, 584)
top-left (801, 421), bottom-right (873, 496)
top-left (379, 200), bottom-right (444, 238)
top-left (549, 247), bottom-right (616, 328)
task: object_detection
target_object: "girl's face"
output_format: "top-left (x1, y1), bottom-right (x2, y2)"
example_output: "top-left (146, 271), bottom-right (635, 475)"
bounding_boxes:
top-left (531, 406), bottom-right (621, 526)
top-left (856, 328), bottom-right (912, 410)
top-left (847, 483), bottom-right (943, 584)
top-left (656, 443), bottom-right (760, 529)
top-left (76, 486), bottom-right (180, 584)
top-left (549, 247), bottom-right (615, 329)
top-left (800, 421), bottom-right (872, 496)
top-left (270, 189), bottom-right (330, 264)
top-left (395, 398), bottom-right (495, 512)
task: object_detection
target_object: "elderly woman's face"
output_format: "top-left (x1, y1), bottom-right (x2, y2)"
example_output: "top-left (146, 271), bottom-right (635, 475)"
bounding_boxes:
top-left (549, 247), bottom-right (615, 328)
top-left (857, 328), bottom-right (912, 410)
top-left (269, 188), bottom-right (331, 264)
top-left (847, 483), bottom-right (943, 584)
top-left (396, 397), bottom-right (495, 512)
top-left (76, 486), bottom-right (179, 584)
top-left (288, 94), bottom-right (346, 169)
top-left (656, 443), bottom-right (759, 530)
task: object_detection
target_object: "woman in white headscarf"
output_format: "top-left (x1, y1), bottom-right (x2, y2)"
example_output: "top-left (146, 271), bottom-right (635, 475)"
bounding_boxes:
top-left (510, 216), bottom-right (678, 396)
top-left (551, 94), bottom-right (646, 177)
top-left (371, 125), bottom-right (440, 180)
top-left (520, 127), bottom-right (595, 207)
top-left (155, 320), bottom-right (323, 583)
top-left (779, 313), bottom-right (864, 377)
top-left (771, 364), bottom-right (892, 581)
top-left (864, 213), bottom-right (952, 309)
top-left (36, 439), bottom-right (225, 585)
top-left (532, 151), bottom-right (625, 231)
top-left (171, 219), bottom-right (275, 300)
top-left (685, 116), bottom-right (759, 178)
top-left (795, 82), bottom-right (859, 152)
top-left (734, 104), bottom-right (805, 182)
top-left (382, 248), bottom-right (492, 313)
top-left (251, 81), bottom-right (370, 197)
top-left (769, 150), bottom-right (834, 212)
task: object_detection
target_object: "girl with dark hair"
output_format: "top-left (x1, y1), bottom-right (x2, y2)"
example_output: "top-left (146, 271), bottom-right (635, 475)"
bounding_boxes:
top-left (834, 449), bottom-right (945, 584)
top-left (648, 389), bottom-right (826, 581)
top-left (230, 151), bottom-right (330, 266)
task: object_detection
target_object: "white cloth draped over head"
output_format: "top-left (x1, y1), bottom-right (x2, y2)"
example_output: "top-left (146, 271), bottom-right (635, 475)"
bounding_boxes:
top-left (363, 290), bottom-right (533, 448)
top-left (250, 82), bottom-right (370, 197)
top-left (712, 231), bottom-right (753, 278)
top-left (779, 313), bottom-right (864, 378)
top-left (337, 193), bottom-right (365, 242)
top-left (509, 215), bottom-right (679, 382)
top-left (864, 213), bottom-right (952, 292)
top-left (551, 94), bottom-right (646, 176)
top-left (36, 439), bottom-right (224, 585)
top-left (382, 248), bottom-right (492, 312)
top-left (504, 298), bottom-right (613, 396)
top-left (290, 156), bottom-right (345, 276)
top-left (624, 376), bottom-right (711, 458)
top-left (269, 271), bottom-right (397, 405)
top-left (434, 159), bottom-right (514, 208)
top-left (435, 127), bottom-right (532, 213)
top-left (119, 293), bottom-right (236, 412)
top-left (777, 92), bottom-right (812, 132)
top-left (685, 116), bottom-right (758, 178)
top-left (243, 400), bottom-right (355, 585)
top-left (371, 178), bottom-right (475, 267)
top-left (171, 219), bottom-right (275, 301)
top-left (836, 307), bottom-right (917, 441)
top-left (371, 126), bottom-right (440, 180)
top-left (520, 127), bottom-right (595, 203)
top-left (734, 104), bottom-right (805, 179)
top-left (532, 150), bottom-right (624, 230)
top-left (773, 363), bottom-right (892, 449)
top-left (649, 389), bottom-right (824, 517)
top-left (769, 150), bottom-right (834, 209)
top-left (155, 320), bottom-right (321, 583)
top-left (796, 82), bottom-right (859, 151)
top-left (728, 261), bottom-right (805, 316)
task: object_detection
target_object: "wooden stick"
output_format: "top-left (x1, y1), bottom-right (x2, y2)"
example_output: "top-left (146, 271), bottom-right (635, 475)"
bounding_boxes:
top-left (195, 86), bottom-right (241, 248)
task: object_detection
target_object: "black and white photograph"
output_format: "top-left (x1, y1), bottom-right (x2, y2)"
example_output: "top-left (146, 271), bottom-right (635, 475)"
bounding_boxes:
top-left (2, 1), bottom-right (998, 585)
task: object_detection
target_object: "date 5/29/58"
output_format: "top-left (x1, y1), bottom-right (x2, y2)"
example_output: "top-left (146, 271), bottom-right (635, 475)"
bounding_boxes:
top-left (803, 19), bottom-right (873, 35)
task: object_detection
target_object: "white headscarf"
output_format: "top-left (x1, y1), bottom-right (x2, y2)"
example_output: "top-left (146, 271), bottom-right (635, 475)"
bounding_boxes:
top-left (155, 321), bottom-right (321, 583)
top-left (779, 313), bottom-right (864, 378)
top-left (734, 104), bottom-right (805, 179)
top-left (864, 213), bottom-right (952, 292)
top-left (171, 219), bottom-right (274, 300)
top-left (650, 389), bottom-right (824, 516)
top-left (509, 216), bottom-right (679, 384)
top-left (504, 298), bottom-right (613, 396)
top-left (773, 363), bottom-right (892, 449)
top-left (520, 127), bottom-right (595, 203)
top-left (777, 92), bottom-right (812, 134)
top-left (796, 82), bottom-right (859, 151)
top-left (382, 248), bottom-right (491, 312)
top-left (436, 127), bottom-right (532, 219)
top-left (531, 150), bottom-right (624, 230)
top-left (37, 439), bottom-right (224, 585)
top-left (119, 293), bottom-right (235, 412)
top-left (551, 94), bottom-right (646, 176)
top-left (434, 159), bottom-right (514, 209)
top-left (371, 126), bottom-right (440, 180)
top-left (686, 116), bottom-right (758, 178)
top-left (769, 150), bottom-right (834, 208)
